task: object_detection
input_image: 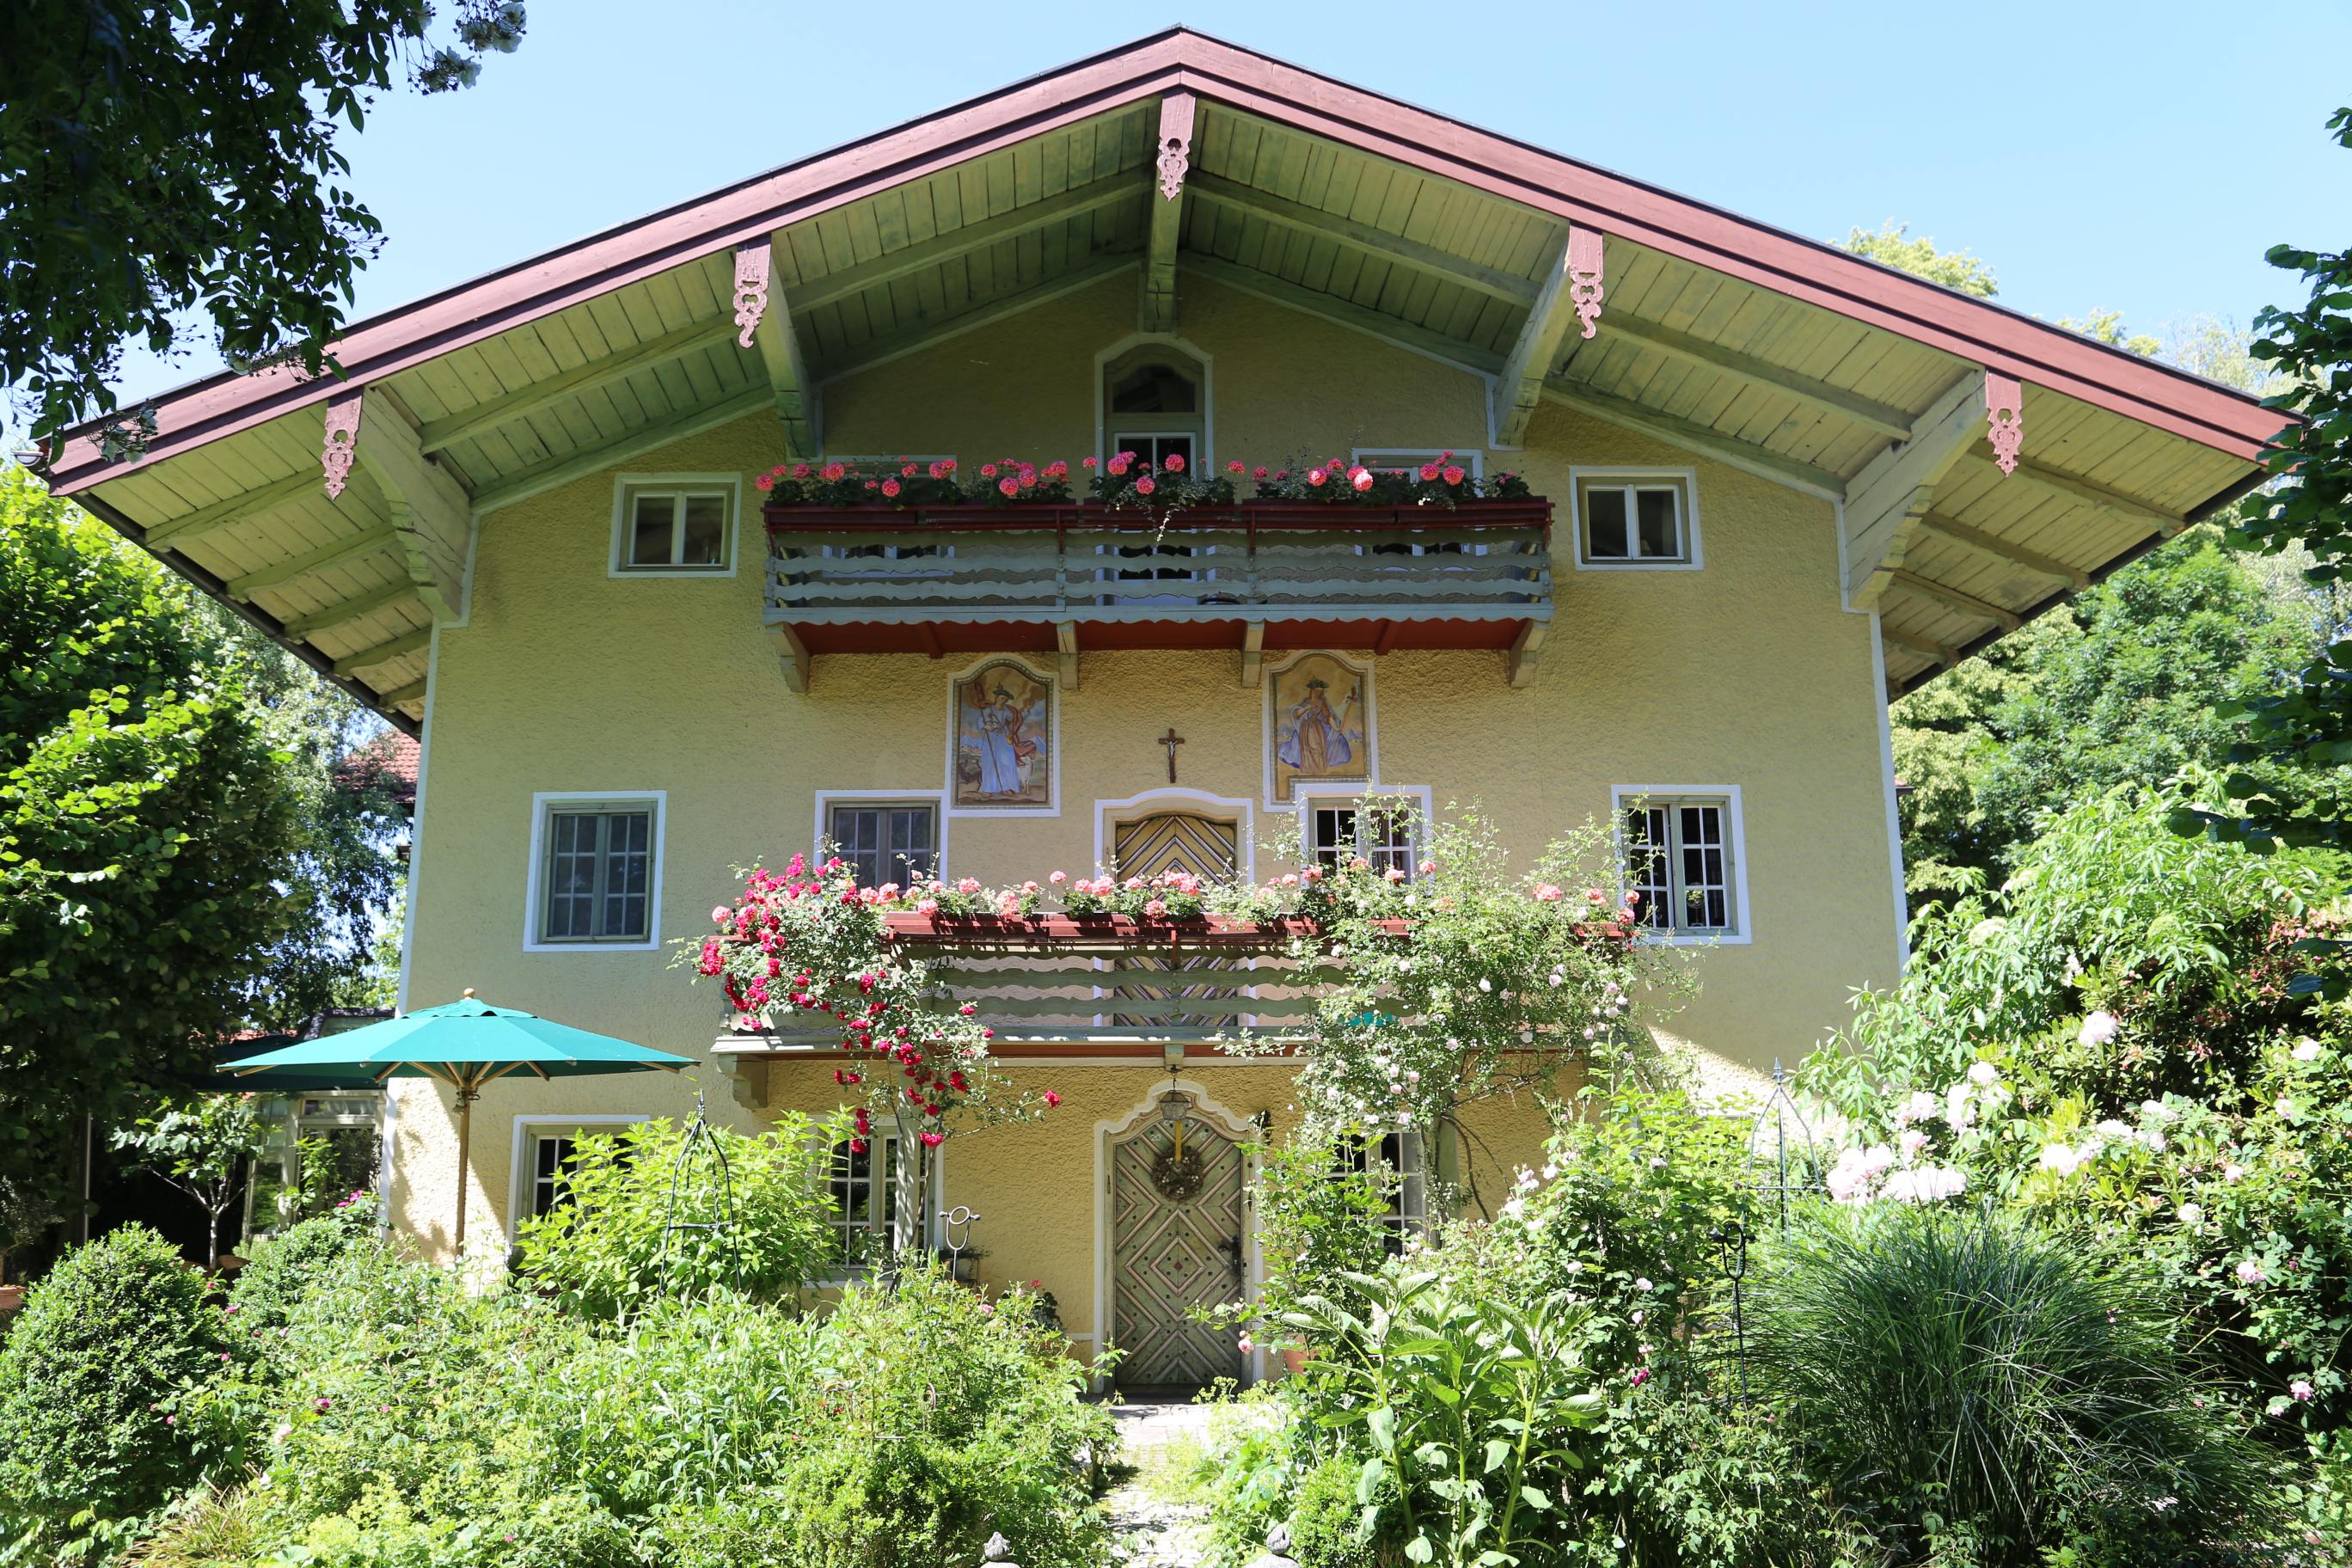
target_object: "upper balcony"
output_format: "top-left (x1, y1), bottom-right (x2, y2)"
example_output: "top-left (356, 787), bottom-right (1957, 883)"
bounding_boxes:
top-left (762, 497), bottom-right (1554, 686)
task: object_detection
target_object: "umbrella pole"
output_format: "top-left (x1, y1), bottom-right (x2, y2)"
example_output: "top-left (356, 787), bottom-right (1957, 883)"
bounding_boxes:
top-left (455, 1083), bottom-right (481, 1255)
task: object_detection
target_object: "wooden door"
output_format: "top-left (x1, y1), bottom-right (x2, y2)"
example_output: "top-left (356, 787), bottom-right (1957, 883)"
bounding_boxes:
top-left (1109, 812), bottom-right (1239, 1027)
top-left (1111, 1098), bottom-right (1247, 1389)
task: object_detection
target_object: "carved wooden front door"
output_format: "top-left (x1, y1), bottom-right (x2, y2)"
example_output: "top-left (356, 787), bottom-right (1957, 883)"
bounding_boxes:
top-left (1109, 812), bottom-right (1239, 1027)
top-left (1111, 1097), bottom-right (1247, 1389)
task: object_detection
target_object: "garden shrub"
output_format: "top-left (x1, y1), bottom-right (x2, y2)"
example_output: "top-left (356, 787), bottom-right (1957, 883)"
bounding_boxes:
top-left (1749, 1204), bottom-right (2273, 1564)
top-left (512, 1111), bottom-right (838, 1316)
top-left (226, 1196), bottom-right (377, 1354)
top-left (0, 1225), bottom-right (225, 1534)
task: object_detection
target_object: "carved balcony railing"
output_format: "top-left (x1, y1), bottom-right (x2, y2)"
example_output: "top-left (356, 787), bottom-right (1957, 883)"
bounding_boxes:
top-left (714, 914), bottom-right (1347, 1062)
top-left (762, 499), bottom-right (1553, 665)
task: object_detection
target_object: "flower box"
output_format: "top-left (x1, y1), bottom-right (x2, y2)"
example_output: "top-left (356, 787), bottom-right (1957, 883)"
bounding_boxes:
top-left (764, 496), bottom-right (1551, 538)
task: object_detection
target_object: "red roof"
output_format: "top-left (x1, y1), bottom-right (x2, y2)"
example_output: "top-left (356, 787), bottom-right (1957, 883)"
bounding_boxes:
top-left (334, 730), bottom-right (419, 806)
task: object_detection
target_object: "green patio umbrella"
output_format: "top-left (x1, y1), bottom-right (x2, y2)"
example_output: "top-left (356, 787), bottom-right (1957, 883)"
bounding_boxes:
top-left (224, 991), bottom-right (694, 1251)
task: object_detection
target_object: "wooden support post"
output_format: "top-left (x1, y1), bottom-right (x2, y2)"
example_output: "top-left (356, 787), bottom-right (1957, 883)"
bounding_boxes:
top-left (1140, 93), bottom-right (1194, 332)
top-left (1055, 620), bottom-right (1081, 690)
top-left (1239, 622), bottom-right (1265, 688)
top-left (770, 624), bottom-right (811, 694)
top-left (1491, 231), bottom-right (1589, 447)
top-left (1508, 621), bottom-right (1547, 688)
top-left (739, 236), bottom-right (819, 461)
top-left (1841, 370), bottom-right (1988, 608)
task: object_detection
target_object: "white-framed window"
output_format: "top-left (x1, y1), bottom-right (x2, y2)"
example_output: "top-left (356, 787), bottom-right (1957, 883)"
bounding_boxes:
top-left (1612, 787), bottom-right (1749, 943)
top-left (1338, 1130), bottom-right (1427, 1254)
top-left (1571, 469), bottom-right (1700, 570)
top-left (1296, 786), bottom-right (1430, 881)
top-left (1350, 448), bottom-right (1484, 480)
top-left (1101, 341), bottom-right (1210, 471)
top-left (609, 475), bottom-right (740, 576)
top-left (507, 1114), bottom-right (647, 1227)
top-left (822, 798), bottom-right (941, 889)
top-left (826, 1132), bottom-right (903, 1268)
top-left (524, 792), bottom-right (666, 952)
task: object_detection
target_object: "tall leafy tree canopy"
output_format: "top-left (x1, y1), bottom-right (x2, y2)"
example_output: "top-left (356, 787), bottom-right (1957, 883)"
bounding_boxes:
top-left (0, 0), bottom-right (525, 443)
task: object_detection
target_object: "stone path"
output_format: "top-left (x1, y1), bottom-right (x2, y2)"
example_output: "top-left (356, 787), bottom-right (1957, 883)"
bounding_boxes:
top-left (1099, 1402), bottom-right (1216, 1567)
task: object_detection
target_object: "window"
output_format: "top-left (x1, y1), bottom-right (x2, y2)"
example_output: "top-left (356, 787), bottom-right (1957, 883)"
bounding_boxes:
top-left (528, 1132), bottom-right (581, 1219)
top-left (827, 1135), bottom-right (903, 1267)
top-left (1617, 790), bottom-right (1746, 939)
top-left (528, 793), bottom-right (665, 952)
top-left (1573, 471), bottom-right (1699, 568)
top-left (825, 801), bottom-right (939, 889)
top-left (610, 475), bottom-right (738, 575)
top-left (1102, 343), bottom-right (1208, 471)
top-left (1305, 794), bottom-right (1419, 879)
top-left (509, 1116), bottom-right (645, 1227)
top-left (1350, 449), bottom-right (1484, 480)
top-left (1338, 1130), bottom-right (1427, 1254)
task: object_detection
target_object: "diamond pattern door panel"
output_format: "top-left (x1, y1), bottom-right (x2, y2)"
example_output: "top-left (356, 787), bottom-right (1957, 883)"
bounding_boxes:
top-left (1110, 813), bottom-right (1240, 1027)
top-left (1112, 1104), bottom-right (1246, 1389)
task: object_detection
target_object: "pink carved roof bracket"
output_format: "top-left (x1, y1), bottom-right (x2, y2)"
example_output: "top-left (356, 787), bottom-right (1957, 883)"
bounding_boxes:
top-left (1985, 373), bottom-right (2025, 475)
top-left (322, 388), bottom-right (364, 500)
top-left (1566, 225), bottom-right (1606, 340)
top-left (1155, 91), bottom-right (1197, 200)
top-left (732, 239), bottom-right (773, 350)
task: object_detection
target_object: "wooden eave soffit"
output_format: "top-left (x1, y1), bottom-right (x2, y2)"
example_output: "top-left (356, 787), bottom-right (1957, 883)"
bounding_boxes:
top-left (732, 237), bottom-right (820, 462)
top-left (318, 385), bottom-right (471, 623)
top-left (1492, 224), bottom-right (1603, 447)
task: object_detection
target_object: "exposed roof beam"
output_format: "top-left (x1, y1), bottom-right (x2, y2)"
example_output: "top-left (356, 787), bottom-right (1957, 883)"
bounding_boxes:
top-left (1141, 93), bottom-right (1194, 332)
top-left (789, 178), bottom-right (1142, 311)
top-left (471, 383), bottom-right (774, 514)
top-left (1185, 170), bottom-right (1540, 309)
top-left (1179, 254), bottom-right (1504, 374)
top-left (279, 579), bottom-right (422, 640)
top-left (1885, 567), bottom-right (2022, 630)
top-left (1880, 622), bottom-right (1957, 667)
top-left (331, 625), bottom-right (432, 677)
top-left (1592, 313), bottom-right (1914, 439)
top-left (228, 526), bottom-right (396, 600)
top-left (1841, 370), bottom-right (1988, 606)
top-left (340, 389), bottom-right (473, 622)
top-left (819, 255), bottom-right (1143, 383)
top-left (738, 237), bottom-right (818, 461)
top-left (377, 677), bottom-right (428, 707)
top-left (1540, 377), bottom-right (1844, 495)
top-left (141, 468), bottom-right (318, 548)
top-left (1492, 232), bottom-right (1586, 447)
top-left (1917, 511), bottom-right (2090, 589)
top-left (415, 316), bottom-right (734, 455)
top-left (1971, 444), bottom-right (2189, 531)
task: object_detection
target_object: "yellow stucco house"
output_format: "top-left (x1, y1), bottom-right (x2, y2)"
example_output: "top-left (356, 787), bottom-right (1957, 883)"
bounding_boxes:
top-left (47, 31), bottom-right (2275, 1389)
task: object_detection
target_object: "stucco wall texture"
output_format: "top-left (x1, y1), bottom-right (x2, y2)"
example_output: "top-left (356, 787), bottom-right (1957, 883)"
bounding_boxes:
top-left (389, 268), bottom-right (1903, 1283)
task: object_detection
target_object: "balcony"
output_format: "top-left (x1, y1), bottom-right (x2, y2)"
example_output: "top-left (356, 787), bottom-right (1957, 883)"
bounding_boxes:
top-left (762, 499), bottom-right (1553, 678)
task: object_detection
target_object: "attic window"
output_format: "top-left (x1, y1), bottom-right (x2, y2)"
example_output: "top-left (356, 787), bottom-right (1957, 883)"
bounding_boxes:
top-left (1102, 344), bottom-right (1208, 472)
top-left (1573, 470), bottom-right (1699, 570)
top-left (611, 475), bottom-right (738, 576)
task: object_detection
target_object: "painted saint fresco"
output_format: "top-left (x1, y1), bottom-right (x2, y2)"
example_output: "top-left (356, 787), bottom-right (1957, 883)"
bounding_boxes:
top-left (953, 662), bottom-right (1051, 808)
top-left (1270, 654), bottom-right (1369, 802)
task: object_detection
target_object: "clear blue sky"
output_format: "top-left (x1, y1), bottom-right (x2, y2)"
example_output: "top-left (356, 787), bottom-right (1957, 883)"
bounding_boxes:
top-left (103, 0), bottom-right (2352, 407)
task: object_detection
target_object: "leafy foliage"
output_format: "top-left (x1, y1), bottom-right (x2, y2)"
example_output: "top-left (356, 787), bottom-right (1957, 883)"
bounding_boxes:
top-left (111, 1093), bottom-right (273, 1265)
top-left (0, 1226), bottom-right (224, 1536)
top-left (1842, 223), bottom-right (1999, 299)
top-left (1, 1), bottom-right (525, 441)
top-left (1749, 1206), bottom-right (2274, 1563)
top-left (512, 1113), bottom-right (842, 1318)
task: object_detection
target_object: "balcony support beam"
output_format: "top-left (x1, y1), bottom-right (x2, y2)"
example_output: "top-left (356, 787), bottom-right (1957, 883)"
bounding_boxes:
top-left (769, 624), bottom-right (811, 694)
top-left (1509, 621), bottom-right (1546, 688)
top-left (1240, 621), bottom-right (1265, 688)
top-left (1055, 620), bottom-right (1081, 689)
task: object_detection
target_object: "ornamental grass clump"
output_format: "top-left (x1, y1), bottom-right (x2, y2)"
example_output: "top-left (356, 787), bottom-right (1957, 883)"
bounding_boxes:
top-left (1749, 1204), bottom-right (2273, 1563)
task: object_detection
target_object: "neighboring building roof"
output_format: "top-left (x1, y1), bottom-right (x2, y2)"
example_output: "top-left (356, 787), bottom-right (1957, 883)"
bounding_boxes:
top-left (44, 27), bottom-right (2282, 718)
top-left (333, 730), bottom-right (420, 808)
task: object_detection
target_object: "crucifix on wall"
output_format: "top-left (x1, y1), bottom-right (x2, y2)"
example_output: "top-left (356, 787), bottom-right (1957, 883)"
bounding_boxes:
top-left (1159, 727), bottom-right (1185, 783)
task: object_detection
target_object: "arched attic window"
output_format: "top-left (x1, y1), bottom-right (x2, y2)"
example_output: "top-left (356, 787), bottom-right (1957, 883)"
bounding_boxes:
top-left (1101, 345), bottom-right (1209, 472)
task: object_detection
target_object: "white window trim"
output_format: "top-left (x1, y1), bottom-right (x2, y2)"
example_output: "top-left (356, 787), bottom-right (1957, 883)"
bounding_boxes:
top-left (1349, 448), bottom-right (1485, 478)
top-left (1093, 331), bottom-right (1216, 470)
top-left (943, 654), bottom-right (1061, 818)
top-left (1091, 787), bottom-right (1256, 884)
top-left (507, 1113), bottom-right (650, 1235)
top-left (812, 789), bottom-right (950, 883)
top-left (1291, 783), bottom-right (1435, 876)
top-left (1570, 467), bottom-right (1703, 572)
top-left (807, 1127), bottom-right (945, 1285)
top-left (1610, 784), bottom-right (1751, 946)
top-left (523, 790), bottom-right (668, 953)
top-left (608, 473), bottom-right (742, 579)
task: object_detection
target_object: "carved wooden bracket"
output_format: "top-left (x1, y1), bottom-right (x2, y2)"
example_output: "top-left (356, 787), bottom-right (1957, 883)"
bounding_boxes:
top-left (1155, 94), bottom-right (1196, 200)
top-left (1566, 225), bottom-right (1606, 340)
top-left (1985, 372), bottom-right (2024, 475)
top-left (322, 388), bottom-right (364, 499)
top-left (733, 240), bottom-right (772, 350)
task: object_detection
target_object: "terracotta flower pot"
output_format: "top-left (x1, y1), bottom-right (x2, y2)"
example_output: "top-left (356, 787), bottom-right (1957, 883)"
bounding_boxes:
top-left (0, 1283), bottom-right (24, 1314)
top-left (1280, 1344), bottom-right (1313, 1375)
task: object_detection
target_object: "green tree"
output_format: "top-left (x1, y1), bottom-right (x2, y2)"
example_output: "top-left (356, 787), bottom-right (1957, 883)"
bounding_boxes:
top-left (1843, 222), bottom-right (2000, 298)
top-left (111, 1093), bottom-right (271, 1266)
top-left (1, 0), bottom-right (526, 443)
top-left (0, 469), bottom-right (299, 1213)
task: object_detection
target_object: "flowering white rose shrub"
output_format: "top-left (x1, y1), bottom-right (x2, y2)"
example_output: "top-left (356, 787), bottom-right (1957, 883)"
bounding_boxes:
top-left (1799, 779), bottom-right (2352, 1544)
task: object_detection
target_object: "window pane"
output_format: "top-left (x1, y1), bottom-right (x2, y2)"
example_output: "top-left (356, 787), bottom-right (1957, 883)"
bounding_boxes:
top-left (1626, 807), bottom-right (1672, 929)
top-left (629, 493), bottom-right (675, 566)
top-left (1676, 805), bottom-right (1730, 931)
top-left (531, 1136), bottom-right (578, 1217)
top-left (547, 813), bottom-right (599, 939)
top-left (680, 493), bottom-right (726, 565)
top-left (885, 807), bottom-right (935, 885)
top-left (1585, 487), bottom-right (1628, 558)
top-left (601, 811), bottom-right (652, 940)
top-left (829, 805), bottom-right (937, 890)
top-left (1310, 805), bottom-right (1355, 870)
top-left (1636, 489), bottom-right (1681, 558)
top-left (1110, 362), bottom-right (1197, 414)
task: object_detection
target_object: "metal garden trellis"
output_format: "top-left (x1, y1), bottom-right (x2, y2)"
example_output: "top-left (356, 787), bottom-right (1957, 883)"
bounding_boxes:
top-left (1712, 1059), bottom-right (1828, 1402)
top-left (652, 1089), bottom-right (744, 1297)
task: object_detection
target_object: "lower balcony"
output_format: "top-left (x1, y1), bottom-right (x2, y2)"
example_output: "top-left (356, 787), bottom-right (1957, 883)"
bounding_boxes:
top-left (762, 499), bottom-right (1553, 679)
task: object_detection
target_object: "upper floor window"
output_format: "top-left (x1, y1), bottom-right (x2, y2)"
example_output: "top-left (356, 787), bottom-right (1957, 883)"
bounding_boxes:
top-left (1301, 789), bottom-right (1426, 880)
top-left (611, 475), bottom-right (738, 576)
top-left (528, 793), bottom-right (664, 951)
top-left (1102, 343), bottom-right (1208, 472)
top-left (824, 799), bottom-right (939, 889)
top-left (1615, 788), bottom-right (1747, 941)
top-left (1572, 470), bottom-right (1700, 569)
